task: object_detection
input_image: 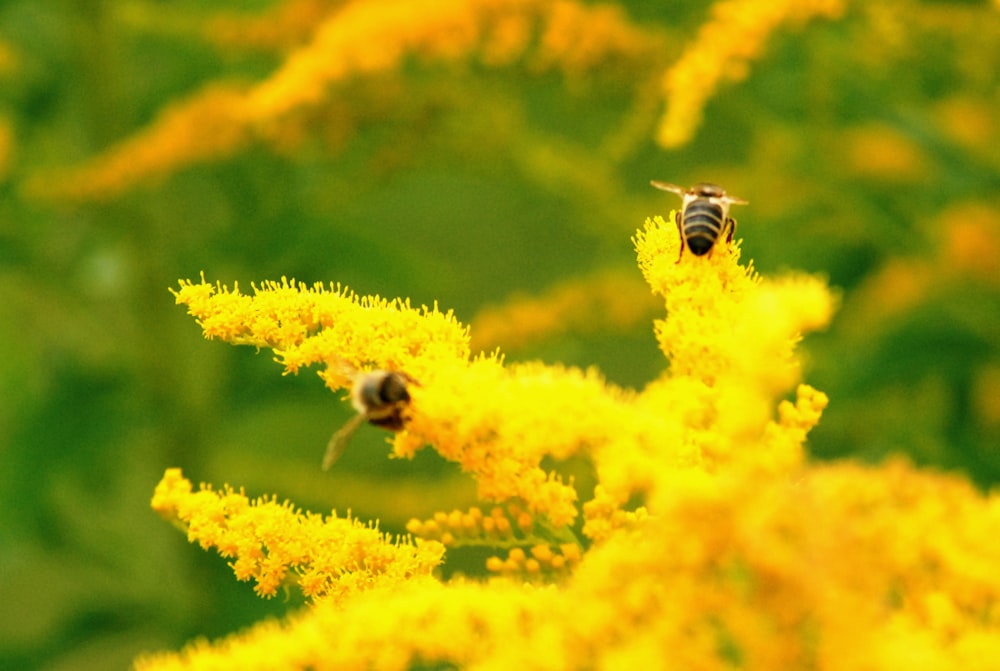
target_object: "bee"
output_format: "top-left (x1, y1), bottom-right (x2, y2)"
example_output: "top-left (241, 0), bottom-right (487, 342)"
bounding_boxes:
top-left (322, 370), bottom-right (414, 470)
top-left (650, 181), bottom-right (748, 263)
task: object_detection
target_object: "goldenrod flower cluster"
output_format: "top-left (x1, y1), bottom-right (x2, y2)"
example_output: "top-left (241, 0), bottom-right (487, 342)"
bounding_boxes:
top-left (241, 0), bottom-right (654, 123)
top-left (139, 461), bottom-right (1000, 670)
top-left (170, 212), bottom-right (832, 539)
top-left (656, 0), bottom-right (845, 147)
top-left (143, 210), bottom-right (1000, 669)
top-left (27, 0), bottom-right (872, 199)
top-left (151, 468), bottom-right (444, 601)
top-left (171, 273), bottom-right (470, 390)
top-left (30, 0), bottom-right (659, 202)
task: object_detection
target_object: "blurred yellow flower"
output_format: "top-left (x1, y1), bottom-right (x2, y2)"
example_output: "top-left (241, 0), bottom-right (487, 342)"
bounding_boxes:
top-left (0, 38), bottom-right (18, 76)
top-left (470, 269), bottom-right (659, 352)
top-left (139, 461), bottom-right (1000, 671)
top-left (24, 83), bottom-right (251, 201)
top-left (656, 0), bottom-right (845, 148)
top-left (841, 123), bottom-right (930, 183)
top-left (28, 0), bottom-right (660, 202)
top-left (0, 113), bottom-right (13, 183)
top-left (939, 202), bottom-right (1000, 281)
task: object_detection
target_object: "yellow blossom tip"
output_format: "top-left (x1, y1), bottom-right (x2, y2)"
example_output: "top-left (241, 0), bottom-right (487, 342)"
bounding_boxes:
top-left (171, 274), bottom-right (471, 382)
top-left (152, 469), bottom-right (442, 601)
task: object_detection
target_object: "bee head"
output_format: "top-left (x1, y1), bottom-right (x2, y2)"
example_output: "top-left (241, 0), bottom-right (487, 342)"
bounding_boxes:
top-left (690, 183), bottom-right (725, 198)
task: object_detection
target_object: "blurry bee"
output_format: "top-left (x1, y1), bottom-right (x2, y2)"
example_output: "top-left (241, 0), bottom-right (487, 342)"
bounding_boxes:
top-left (650, 181), bottom-right (748, 262)
top-left (322, 370), bottom-right (414, 470)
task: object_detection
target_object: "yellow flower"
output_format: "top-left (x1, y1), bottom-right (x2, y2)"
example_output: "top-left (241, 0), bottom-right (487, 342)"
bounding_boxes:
top-left (241, 0), bottom-right (656, 121)
top-left (138, 460), bottom-right (1000, 671)
top-left (0, 112), bottom-right (13, 184)
top-left (656, 0), bottom-right (845, 148)
top-left (23, 83), bottom-right (250, 201)
top-left (171, 273), bottom-right (470, 386)
top-left (144, 207), bottom-right (1000, 669)
top-left (152, 468), bottom-right (444, 600)
top-left (28, 0), bottom-right (661, 202)
top-left (627, 215), bottom-right (835, 483)
top-left (469, 269), bottom-right (659, 352)
top-left (171, 214), bottom-right (833, 535)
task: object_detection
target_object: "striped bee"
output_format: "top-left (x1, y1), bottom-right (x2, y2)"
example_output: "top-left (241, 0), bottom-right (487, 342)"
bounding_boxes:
top-left (650, 181), bottom-right (748, 262)
top-left (322, 370), bottom-right (414, 470)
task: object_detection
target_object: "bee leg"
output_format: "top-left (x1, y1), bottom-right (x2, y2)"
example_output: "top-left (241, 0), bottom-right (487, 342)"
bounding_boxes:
top-left (673, 211), bottom-right (686, 264)
top-left (725, 217), bottom-right (737, 244)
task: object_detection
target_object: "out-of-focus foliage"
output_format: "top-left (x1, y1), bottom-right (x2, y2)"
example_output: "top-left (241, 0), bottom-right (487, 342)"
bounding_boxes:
top-left (0, 0), bottom-right (998, 669)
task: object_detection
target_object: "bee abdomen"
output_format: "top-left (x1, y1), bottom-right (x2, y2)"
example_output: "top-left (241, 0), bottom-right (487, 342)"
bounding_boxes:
top-left (682, 202), bottom-right (725, 255)
top-left (375, 372), bottom-right (410, 405)
top-left (358, 371), bottom-right (412, 431)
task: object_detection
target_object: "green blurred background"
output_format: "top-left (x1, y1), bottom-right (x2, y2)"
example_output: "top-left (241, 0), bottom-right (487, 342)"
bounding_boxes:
top-left (1, 1), bottom-right (998, 668)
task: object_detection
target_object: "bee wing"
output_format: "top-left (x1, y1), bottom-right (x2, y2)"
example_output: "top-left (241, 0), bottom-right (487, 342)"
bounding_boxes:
top-left (650, 180), bottom-right (687, 196)
top-left (322, 413), bottom-right (366, 470)
top-left (724, 195), bottom-right (749, 205)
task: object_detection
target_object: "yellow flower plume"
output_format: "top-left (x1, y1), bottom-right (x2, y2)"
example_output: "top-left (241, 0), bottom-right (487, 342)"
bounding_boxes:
top-left (171, 273), bottom-right (471, 387)
top-left (28, 0), bottom-right (660, 202)
top-left (656, 0), bottom-right (845, 148)
top-left (138, 460), bottom-right (1000, 671)
top-left (175, 219), bottom-right (832, 535)
top-left (172, 211), bottom-right (833, 538)
top-left (145, 207), bottom-right (1000, 670)
top-left (151, 468), bottom-right (444, 600)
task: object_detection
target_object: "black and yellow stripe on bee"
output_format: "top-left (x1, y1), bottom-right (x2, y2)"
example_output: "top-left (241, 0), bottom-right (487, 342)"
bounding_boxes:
top-left (678, 196), bottom-right (730, 256)
top-left (650, 181), bottom-right (747, 262)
